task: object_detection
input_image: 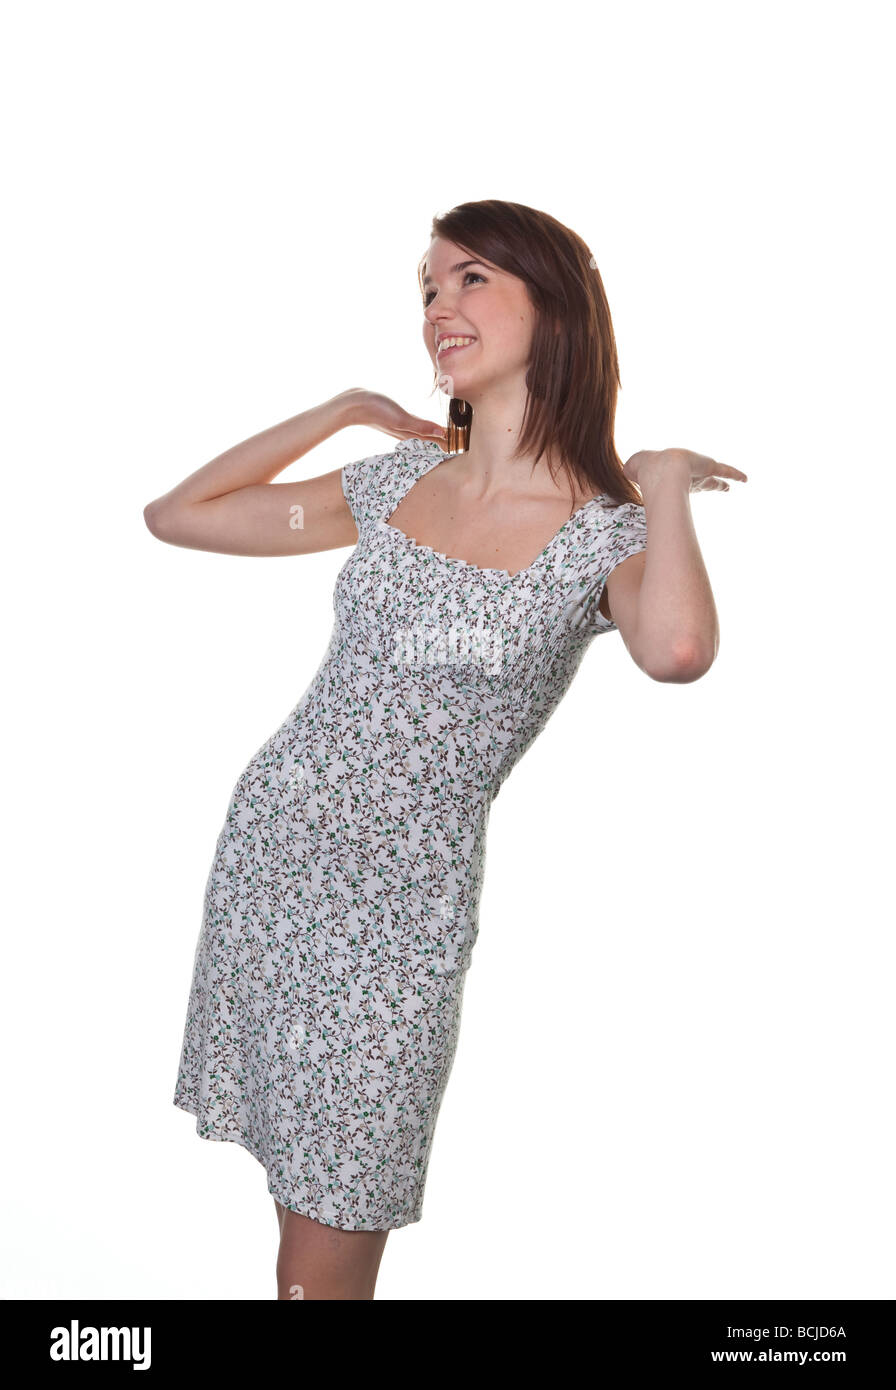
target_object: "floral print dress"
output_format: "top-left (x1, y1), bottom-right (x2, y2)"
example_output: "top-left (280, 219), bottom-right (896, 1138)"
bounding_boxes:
top-left (173, 437), bottom-right (648, 1230)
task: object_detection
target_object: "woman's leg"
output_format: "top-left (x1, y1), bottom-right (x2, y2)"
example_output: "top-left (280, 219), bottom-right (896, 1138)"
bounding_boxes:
top-left (274, 1206), bottom-right (390, 1300)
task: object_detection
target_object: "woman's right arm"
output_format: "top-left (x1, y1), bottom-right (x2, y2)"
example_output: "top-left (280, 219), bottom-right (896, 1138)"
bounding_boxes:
top-left (142, 391), bottom-right (362, 557)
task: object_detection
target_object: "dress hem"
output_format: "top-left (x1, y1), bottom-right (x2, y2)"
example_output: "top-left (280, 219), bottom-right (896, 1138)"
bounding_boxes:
top-left (172, 1092), bottom-right (423, 1233)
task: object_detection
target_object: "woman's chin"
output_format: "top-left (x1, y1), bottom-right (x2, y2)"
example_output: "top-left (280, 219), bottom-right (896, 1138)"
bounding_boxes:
top-left (438, 370), bottom-right (479, 399)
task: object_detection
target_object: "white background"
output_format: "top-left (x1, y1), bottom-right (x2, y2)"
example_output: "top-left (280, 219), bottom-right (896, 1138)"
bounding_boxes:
top-left (2, 0), bottom-right (892, 1300)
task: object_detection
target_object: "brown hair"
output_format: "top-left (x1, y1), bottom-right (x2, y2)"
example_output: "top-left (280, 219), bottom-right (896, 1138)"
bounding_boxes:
top-left (418, 199), bottom-right (643, 508)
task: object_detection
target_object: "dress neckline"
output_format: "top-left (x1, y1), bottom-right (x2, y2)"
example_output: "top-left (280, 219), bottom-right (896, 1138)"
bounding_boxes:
top-left (378, 440), bottom-right (607, 583)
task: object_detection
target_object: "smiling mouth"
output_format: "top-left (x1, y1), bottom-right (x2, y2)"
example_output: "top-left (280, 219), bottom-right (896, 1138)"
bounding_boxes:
top-left (437, 339), bottom-right (477, 358)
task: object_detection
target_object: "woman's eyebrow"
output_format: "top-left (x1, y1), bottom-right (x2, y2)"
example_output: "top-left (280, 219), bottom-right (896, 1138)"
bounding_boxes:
top-left (422, 259), bottom-right (487, 288)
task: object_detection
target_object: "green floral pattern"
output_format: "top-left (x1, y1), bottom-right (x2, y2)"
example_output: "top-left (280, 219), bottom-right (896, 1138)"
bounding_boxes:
top-left (173, 437), bottom-right (648, 1229)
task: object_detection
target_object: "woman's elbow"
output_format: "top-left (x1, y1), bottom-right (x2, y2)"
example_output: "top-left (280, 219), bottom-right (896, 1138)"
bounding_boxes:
top-left (644, 635), bottom-right (717, 683)
top-left (143, 499), bottom-right (175, 542)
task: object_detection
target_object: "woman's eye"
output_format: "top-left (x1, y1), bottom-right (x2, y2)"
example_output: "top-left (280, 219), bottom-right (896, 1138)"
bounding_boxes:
top-left (423, 270), bottom-right (486, 307)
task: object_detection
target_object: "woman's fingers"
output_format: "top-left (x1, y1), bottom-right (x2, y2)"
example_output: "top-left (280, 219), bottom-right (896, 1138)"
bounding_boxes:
top-left (401, 419), bottom-right (448, 443)
top-left (716, 463), bottom-right (748, 481)
top-left (697, 460), bottom-right (747, 491)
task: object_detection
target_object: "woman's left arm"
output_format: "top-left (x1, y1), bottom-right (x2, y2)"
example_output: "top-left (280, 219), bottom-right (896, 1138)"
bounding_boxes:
top-left (612, 449), bottom-right (748, 683)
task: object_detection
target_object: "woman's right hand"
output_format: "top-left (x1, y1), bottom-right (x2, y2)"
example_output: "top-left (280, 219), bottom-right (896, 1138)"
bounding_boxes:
top-left (339, 388), bottom-right (447, 445)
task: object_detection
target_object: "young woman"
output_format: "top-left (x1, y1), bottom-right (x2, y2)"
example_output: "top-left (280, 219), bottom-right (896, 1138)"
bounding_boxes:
top-left (144, 199), bottom-right (746, 1300)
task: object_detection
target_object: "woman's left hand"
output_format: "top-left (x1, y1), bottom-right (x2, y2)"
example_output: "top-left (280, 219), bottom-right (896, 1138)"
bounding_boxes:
top-left (623, 448), bottom-right (748, 493)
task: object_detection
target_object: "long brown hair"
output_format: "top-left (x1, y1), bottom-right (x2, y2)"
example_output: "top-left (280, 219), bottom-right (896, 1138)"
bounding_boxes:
top-left (418, 200), bottom-right (643, 508)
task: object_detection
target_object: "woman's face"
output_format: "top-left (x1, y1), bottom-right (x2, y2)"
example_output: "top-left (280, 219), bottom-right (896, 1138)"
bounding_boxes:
top-left (421, 236), bottom-right (535, 403)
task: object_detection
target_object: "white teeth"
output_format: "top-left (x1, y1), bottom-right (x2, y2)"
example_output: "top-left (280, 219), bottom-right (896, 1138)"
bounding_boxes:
top-left (438, 336), bottom-right (475, 351)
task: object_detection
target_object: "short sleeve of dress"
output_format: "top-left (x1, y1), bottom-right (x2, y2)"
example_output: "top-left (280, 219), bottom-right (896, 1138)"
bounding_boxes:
top-left (585, 500), bottom-right (649, 635)
top-left (341, 450), bottom-right (397, 532)
top-left (342, 438), bottom-right (444, 534)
